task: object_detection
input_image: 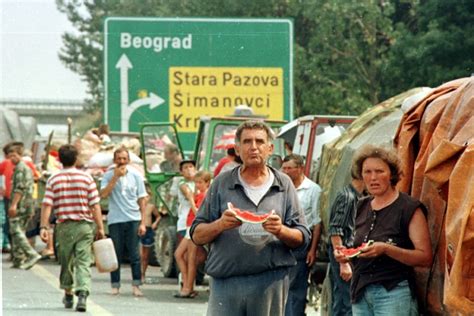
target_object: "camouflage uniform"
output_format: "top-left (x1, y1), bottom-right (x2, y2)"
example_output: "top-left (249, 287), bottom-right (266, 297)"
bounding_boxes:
top-left (9, 160), bottom-right (37, 267)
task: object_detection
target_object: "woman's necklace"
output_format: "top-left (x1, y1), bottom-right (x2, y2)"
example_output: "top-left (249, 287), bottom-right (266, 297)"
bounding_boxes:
top-left (371, 190), bottom-right (399, 211)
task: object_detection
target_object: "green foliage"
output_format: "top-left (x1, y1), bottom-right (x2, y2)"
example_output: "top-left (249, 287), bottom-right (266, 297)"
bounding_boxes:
top-left (56, 0), bottom-right (474, 118)
top-left (382, 0), bottom-right (474, 98)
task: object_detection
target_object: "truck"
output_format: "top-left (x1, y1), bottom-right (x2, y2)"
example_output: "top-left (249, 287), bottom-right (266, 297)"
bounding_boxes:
top-left (140, 113), bottom-right (287, 277)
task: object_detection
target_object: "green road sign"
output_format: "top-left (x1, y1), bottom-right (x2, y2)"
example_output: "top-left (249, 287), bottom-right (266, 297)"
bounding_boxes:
top-left (104, 17), bottom-right (293, 150)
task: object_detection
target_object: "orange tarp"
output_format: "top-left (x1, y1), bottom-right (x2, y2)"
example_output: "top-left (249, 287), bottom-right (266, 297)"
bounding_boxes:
top-left (394, 77), bottom-right (474, 315)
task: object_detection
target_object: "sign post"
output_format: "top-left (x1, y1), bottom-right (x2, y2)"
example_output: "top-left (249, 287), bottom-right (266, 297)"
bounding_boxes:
top-left (104, 17), bottom-right (293, 150)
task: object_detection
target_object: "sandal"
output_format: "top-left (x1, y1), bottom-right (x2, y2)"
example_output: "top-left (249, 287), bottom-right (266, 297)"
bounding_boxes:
top-left (173, 292), bottom-right (196, 299)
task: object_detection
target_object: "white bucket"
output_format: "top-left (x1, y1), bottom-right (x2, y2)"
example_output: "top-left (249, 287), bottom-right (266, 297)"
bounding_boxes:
top-left (93, 238), bottom-right (118, 273)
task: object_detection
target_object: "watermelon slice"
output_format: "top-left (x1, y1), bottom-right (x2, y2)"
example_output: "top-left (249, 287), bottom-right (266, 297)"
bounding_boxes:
top-left (340, 240), bottom-right (374, 258)
top-left (227, 202), bottom-right (274, 224)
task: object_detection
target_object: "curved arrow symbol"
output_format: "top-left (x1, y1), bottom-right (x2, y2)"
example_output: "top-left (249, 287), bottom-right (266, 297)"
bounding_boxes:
top-left (116, 53), bottom-right (166, 132)
top-left (126, 92), bottom-right (165, 117)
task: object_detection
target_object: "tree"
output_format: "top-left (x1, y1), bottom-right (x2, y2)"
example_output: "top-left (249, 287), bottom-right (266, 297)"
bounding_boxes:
top-left (56, 0), bottom-right (473, 118)
top-left (298, 0), bottom-right (395, 115)
top-left (382, 0), bottom-right (474, 99)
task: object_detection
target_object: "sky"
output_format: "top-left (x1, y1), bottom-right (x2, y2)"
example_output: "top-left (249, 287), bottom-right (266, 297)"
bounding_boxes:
top-left (1, 0), bottom-right (87, 101)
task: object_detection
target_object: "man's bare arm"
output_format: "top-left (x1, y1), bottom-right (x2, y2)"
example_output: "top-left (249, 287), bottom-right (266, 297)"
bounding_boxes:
top-left (39, 204), bottom-right (52, 242)
top-left (263, 214), bottom-right (304, 248)
top-left (100, 175), bottom-right (119, 198)
top-left (192, 210), bottom-right (241, 245)
top-left (91, 203), bottom-right (105, 239)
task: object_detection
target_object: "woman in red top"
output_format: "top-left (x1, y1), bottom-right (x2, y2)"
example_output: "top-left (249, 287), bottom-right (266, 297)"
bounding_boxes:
top-left (175, 171), bottom-right (211, 298)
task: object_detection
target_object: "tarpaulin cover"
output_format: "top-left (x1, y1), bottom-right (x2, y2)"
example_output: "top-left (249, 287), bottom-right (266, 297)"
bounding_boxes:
top-left (394, 77), bottom-right (474, 315)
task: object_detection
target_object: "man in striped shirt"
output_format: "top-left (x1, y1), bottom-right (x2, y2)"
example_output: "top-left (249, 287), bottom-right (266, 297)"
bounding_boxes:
top-left (328, 169), bottom-right (365, 316)
top-left (40, 144), bottom-right (105, 312)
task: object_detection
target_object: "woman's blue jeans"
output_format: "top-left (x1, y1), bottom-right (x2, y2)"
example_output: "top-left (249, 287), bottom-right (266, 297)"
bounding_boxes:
top-left (108, 221), bottom-right (142, 288)
top-left (352, 280), bottom-right (418, 316)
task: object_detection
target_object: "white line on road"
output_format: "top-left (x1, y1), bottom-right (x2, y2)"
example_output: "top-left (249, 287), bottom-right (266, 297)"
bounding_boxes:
top-left (31, 264), bottom-right (113, 316)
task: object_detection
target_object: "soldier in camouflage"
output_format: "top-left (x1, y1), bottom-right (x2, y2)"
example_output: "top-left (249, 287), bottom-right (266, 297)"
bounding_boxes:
top-left (6, 143), bottom-right (41, 269)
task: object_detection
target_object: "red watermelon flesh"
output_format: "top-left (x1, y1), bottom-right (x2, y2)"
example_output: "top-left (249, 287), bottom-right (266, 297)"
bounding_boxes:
top-left (228, 203), bottom-right (274, 223)
top-left (340, 240), bottom-right (374, 258)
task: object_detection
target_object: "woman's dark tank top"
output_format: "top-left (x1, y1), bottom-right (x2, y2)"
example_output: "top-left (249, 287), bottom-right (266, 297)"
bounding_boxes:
top-left (350, 192), bottom-right (426, 302)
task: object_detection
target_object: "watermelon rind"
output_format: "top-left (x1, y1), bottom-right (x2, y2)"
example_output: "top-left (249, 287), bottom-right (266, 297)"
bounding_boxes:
top-left (234, 212), bottom-right (272, 224)
top-left (343, 240), bottom-right (374, 259)
top-left (227, 202), bottom-right (274, 224)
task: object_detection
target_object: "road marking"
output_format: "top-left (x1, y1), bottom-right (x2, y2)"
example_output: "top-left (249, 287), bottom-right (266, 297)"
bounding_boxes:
top-left (31, 264), bottom-right (113, 315)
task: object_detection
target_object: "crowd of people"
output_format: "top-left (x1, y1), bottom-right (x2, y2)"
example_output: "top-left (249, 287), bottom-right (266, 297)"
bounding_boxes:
top-left (1, 119), bottom-right (433, 315)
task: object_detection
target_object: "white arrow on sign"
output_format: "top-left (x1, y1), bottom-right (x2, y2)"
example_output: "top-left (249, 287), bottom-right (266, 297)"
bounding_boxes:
top-left (126, 92), bottom-right (165, 117)
top-left (116, 53), bottom-right (166, 132)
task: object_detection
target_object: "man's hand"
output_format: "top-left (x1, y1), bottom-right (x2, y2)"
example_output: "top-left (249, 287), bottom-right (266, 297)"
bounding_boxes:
top-left (138, 223), bottom-right (147, 237)
top-left (40, 229), bottom-right (49, 243)
top-left (114, 165), bottom-right (127, 178)
top-left (339, 262), bottom-right (352, 281)
top-left (218, 210), bottom-right (242, 232)
top-left (262, 214), bottom-right (283, 236)
top-left (8, 205), bottom-right (17, 218)
top-left (95, 228), bottom-right (106, 240)
top-left (306, 250), bottom-right (317, 267)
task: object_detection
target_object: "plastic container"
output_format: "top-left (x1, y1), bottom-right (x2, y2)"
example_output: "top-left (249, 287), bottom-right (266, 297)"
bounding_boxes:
top-left (93, 238), bottom-right (118, 273)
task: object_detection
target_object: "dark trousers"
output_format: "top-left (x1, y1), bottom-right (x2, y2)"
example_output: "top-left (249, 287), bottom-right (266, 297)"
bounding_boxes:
top-left (285, 259), bottom-right (309, 316)
top-left (208, 267), bottom-right (290, 316)
top-left (328, 244), bottom-right (352, 316)
top-left (2, 198), bottom-right (10, 248)
top-left (108, 221), bottom-right (142, 288)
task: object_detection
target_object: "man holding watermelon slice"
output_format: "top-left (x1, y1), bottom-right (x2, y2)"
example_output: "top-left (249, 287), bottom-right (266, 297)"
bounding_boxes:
top-left (190, 120), bottom-right (311, 316)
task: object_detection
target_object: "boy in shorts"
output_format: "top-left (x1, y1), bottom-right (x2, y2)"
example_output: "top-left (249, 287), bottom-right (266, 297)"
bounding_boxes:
top-left (140, 190), bottom-right (161, 283)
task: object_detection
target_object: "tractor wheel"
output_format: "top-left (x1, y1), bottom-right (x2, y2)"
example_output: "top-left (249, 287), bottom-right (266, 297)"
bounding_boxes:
top-left (154, 224), bottom-right (178, 278)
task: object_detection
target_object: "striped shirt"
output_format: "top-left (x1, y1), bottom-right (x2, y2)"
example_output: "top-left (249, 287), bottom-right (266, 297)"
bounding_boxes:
top-left (42, 168), bottom-right (100, 223)
top-left (328, 184), bottom-right (362, 248)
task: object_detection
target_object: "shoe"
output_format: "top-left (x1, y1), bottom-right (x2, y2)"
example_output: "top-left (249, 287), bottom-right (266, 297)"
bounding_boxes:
top-left (11, 259), bottom-right (24, 268)
top-left (20, 254), bottom-right (41, 270)
top-left (62, 294), bottom-right (74, 309)
top-left (173, 291), bottom-right (197, 299)
top-left (76, 292), bottom-right (87, 312)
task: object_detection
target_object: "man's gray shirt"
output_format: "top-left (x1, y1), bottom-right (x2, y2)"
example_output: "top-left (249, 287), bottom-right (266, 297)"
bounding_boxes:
top-left (190, 166), bottom-right (311, 279)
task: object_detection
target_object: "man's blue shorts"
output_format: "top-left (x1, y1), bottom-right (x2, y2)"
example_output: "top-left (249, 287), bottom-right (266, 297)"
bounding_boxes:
top-left (140, 227), bottom-right (155, 247)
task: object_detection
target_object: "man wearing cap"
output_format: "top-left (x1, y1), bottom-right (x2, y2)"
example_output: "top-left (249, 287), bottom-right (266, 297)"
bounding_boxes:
top-left (100, 147), bottom-right (147, 297)
top-left (191, 120), bottom-right (310, 315)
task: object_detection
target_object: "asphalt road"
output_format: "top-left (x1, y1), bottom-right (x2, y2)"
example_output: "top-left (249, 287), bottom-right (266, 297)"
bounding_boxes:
top-left (1, 238), bottom-right (321, 316)
top-left (2, 249), bottom-right (209, 315)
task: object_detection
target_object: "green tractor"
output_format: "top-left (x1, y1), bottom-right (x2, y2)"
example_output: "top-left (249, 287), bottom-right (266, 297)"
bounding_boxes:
top-left (140, 116), bottom-right (287, 277)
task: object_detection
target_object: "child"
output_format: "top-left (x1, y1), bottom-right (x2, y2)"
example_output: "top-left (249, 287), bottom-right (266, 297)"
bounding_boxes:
top-left (140, 188), bottom-right (161, 283)
top-left (174, 171), bottom-right (211, 298)
top-left (173, 160), bottom-right (197, 296)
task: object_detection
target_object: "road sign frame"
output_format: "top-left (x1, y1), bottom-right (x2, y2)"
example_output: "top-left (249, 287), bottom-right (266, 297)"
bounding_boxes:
top-left (104, 17), bottom-right (293, 150)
